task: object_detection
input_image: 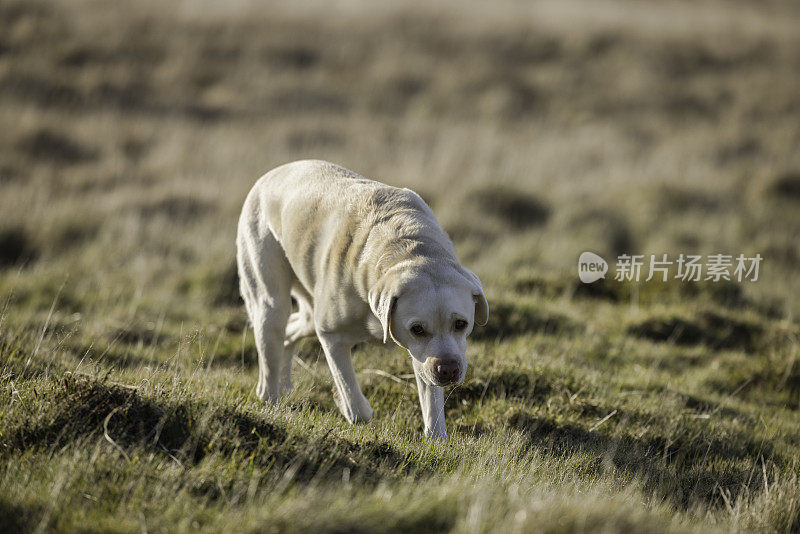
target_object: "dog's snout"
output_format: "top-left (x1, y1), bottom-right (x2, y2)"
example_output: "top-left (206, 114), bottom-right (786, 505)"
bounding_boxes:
top-left (431, 357), bottom-right (460, 384)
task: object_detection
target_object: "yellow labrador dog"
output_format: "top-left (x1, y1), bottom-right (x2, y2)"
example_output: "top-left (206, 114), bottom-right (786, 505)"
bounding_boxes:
top-left (236, 160), bottom-right (488, 440)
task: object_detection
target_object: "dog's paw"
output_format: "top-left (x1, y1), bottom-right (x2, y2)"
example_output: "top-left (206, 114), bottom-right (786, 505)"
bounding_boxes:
top-left (355, 399), bottom-right (374, 423)
top-left (256, 380), bottom-right (280, 403)
top-left (424, 424), bottom-right (447, 442)
top-left (336, 392), bottom-right (373, 424)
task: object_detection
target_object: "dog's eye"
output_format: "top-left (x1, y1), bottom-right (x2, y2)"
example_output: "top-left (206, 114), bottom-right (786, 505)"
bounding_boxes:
top-left (410, 324), bottom-right (426, 337)
top-left (454, 319), bottom-right (468, 331)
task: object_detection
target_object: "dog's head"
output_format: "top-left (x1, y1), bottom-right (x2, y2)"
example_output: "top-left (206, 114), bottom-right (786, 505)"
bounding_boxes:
top-left (369, 262), bottom-right (488, 386)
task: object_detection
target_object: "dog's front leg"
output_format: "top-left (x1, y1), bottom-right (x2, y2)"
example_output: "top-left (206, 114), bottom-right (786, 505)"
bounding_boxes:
top-left (317, 333), bottom-right (373, 424)
top-left (412, 359), bottom-right (447, 441)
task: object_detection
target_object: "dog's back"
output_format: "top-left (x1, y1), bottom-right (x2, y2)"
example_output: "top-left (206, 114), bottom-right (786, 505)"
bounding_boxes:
top-left (239, 160), bottom-right (454, 297)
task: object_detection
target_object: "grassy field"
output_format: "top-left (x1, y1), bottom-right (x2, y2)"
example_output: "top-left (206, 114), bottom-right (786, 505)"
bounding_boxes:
top-left (2, 0), bottom-right (800, 531)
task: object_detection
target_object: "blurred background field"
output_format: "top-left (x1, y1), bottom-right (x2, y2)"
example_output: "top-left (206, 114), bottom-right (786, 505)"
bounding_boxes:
top-left (1, 0), bottom-right (800, 532)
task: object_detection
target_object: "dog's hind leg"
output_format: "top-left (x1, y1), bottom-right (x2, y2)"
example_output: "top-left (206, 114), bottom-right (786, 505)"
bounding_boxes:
top-left (281, 288), bottom-right (315, 394)
top-left (284, 289), bottom-right (315, 346)
top-left (237, 221), bottom-right (293, 403)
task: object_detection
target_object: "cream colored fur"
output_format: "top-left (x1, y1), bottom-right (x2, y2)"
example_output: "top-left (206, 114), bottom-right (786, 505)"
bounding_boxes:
top-left (236, 160), bottom-right (487, 440)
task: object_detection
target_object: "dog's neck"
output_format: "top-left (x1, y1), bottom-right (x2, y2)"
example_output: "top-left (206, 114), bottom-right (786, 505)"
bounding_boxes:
top-left (361, 232), bottom-right (458, 297)
top-left (356, 190), bottom-right (459, 300)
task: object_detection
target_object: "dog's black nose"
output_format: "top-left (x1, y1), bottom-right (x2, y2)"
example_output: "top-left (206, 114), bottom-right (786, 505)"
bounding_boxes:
top-left (432, 358), bottom-right (460, 384)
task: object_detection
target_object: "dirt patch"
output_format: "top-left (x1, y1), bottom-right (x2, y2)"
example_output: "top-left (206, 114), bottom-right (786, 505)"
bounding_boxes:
top-left (120, 137), bottom-right (152, 162)
top-left (59, 40), bottom-right (165, 68)
top-left (466, 186), bottom-right (550, 231)
top-left (472, 301), bottom-right (582, 341)
top-left (482, 31), bottom-right (561, 65)
top-left (2, 377), bottom-right (198, 458)
top-left (0, 226), bottom-right (38, 267)
top-left (0, 499), bottom-right (42, 533)
top-left (656, 40), bottom-right (773, 78)
top-left (105, 322), bottom-right (168, 347)
top-left (136, 196), bottom-right (212, 224)
top-left (570, 277), bottom-right (627, 302)
top-left (0, 165), bottom-right (23, 184)
top-left (42, 218), bottom-right (100, 254)
top-left (0, 74), bottom-right (83, 108)
top-left (566, 209), bottom-right (634, 257)
top-left (270, 88), bottom-right (350, 114)
top-left (656, 185), bottom-right (722, 215)
top-left (767, 171), bottom-right (800, 201)
top-left (16, 129), bottom-right (98, 164)
top-left (286, 128), bottom-right (345, 150)
top-left (716, 137), bottom-right (761, 164)
top-left (627, 310), bottom-right (763, 352)
top-left (262, 45), bottom-right (320, 70)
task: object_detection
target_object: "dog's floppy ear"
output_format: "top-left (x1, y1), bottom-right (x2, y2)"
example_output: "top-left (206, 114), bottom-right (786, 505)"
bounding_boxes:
top-left (458, 266), bottom-right (489, 326)
top-left (473, 288), bottom-right (489, 326)
top-left (368, 271), bottom-right (402, 345)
